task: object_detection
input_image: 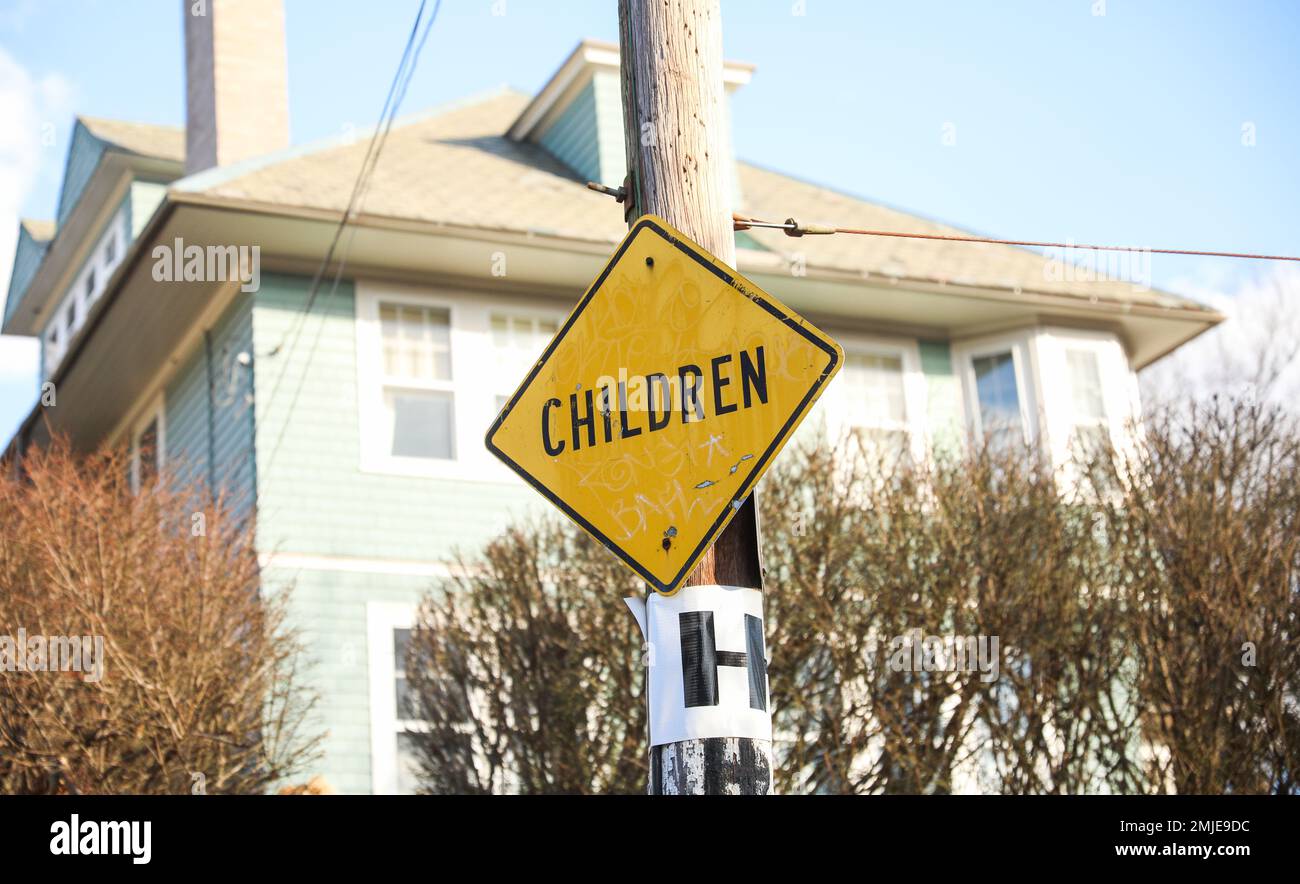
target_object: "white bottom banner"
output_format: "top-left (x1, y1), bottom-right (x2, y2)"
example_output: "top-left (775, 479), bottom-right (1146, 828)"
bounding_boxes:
top-left (625, 584), bottom-right (772, 747)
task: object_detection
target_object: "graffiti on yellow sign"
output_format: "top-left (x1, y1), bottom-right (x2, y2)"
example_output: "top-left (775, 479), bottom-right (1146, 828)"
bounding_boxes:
top-left (485, 214), bottom-right (843, 595)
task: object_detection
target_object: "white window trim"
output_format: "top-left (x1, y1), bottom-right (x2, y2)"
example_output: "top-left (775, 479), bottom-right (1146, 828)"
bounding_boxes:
top-left (355, 279), bottom-right (565, 482)
top-left (367, 601), bottom-right (417, 796)
top-left (129, 393), bottom-right (166, 493)
top-left (953, 329), bottom-right (1042, 446)
top-left (823, 331), bottom-right (930, 465)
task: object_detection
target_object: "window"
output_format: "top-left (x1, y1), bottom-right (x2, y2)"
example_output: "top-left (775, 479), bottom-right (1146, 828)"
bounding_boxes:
top-left (43, 325), bottom-right (62, 378)
top-left (130, 397), bottom-right (166, 493)
top-left (39, 208), bottom-right (127, 377)
top-left (1066, 349), bottom-right (1105, 420)
top-left (356, 282), bottom-right (567, 480)
top-left (395, 733), bottom-right (422, 797)
top-left (971, 350), bottom-right (1024, 450)
top-left (392, 627), bottom-right (422, 795)
top-left (802, 335), bottom-right (925, 469)
top-left (367, 603), bottom-right (426, 795)
top-left (393, 627), bottom-right (416, 720)
top-left (491, 312), bottom-right (558, 414)
top-left (136, 419), bottom-right (160, 484)
top-left (1066, 348), bottom-right (1109, 457)
top-left (378, 303), bottom-right (455, 460)
top-left (958, 329), bottom-right (1134, 470)
top-left (841, 351), bottom-right (911, 464)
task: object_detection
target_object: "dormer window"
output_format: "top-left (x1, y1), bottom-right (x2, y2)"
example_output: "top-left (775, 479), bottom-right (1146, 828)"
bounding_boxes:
top-left (37, 208), bottom-right (128, 377)
top-left (506, 40), bottom-right (753, 202)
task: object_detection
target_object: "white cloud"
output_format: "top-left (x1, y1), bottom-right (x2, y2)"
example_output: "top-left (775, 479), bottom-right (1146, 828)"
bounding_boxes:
top-left (0, 334), bottom-right (38, 380)
top-left (0, 45), bottom-right (74, 299)
top-left (0, 47), bottom-right (74, 440)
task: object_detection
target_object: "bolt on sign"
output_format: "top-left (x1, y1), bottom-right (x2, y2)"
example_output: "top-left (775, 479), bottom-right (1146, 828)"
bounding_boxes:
top-left (486, 214), bottom-right (843, 595)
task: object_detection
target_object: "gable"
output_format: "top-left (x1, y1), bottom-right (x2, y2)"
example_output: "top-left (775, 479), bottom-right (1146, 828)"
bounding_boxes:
top-left (4, 224), bottom-right (53, 327)
top-left (56, 120), bottom-right (108, 225)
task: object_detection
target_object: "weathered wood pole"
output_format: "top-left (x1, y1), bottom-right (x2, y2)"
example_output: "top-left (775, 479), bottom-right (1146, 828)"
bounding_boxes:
top-left (618, 0), bottom-right (773, 795)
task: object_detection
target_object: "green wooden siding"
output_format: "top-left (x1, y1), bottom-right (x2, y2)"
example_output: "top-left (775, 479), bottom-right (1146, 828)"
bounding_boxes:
top-left (56, 121), bottom-right (106, 224)
top-left (162, 292), bottom-right (257, 512)
top-left (536, 72), bottom-right (630, 189)
top-left (9, 115), bottom-right (169, 331)
top-left (539, 78), bottom-right (603, 184)
top-left (250, 274), bottom-right (541, 563)
top-left (263, 566), bottom-right (443, 795)
top-left (249, 274), bottom-right (546, 792)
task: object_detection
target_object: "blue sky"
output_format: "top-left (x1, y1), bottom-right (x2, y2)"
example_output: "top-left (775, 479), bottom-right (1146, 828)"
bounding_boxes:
top-left (1, 0), bottom-right (1297, 446)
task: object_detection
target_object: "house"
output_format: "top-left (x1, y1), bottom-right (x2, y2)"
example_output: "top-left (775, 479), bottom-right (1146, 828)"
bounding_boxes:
top-left (0, 4), bottom-right (1222, 794)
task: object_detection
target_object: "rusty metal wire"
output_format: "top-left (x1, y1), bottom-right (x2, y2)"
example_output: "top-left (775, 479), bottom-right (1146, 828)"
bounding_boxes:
top-left (730, 213), bottom-right (1300, 262)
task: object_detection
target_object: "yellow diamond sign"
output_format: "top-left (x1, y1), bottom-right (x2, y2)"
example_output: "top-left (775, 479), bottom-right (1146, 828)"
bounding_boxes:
top-left (485, 215), bottom-right (843, 595)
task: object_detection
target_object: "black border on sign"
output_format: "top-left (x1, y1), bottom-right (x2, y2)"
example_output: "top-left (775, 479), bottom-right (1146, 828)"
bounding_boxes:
top-left (484, 216), bottom-right (841, 595)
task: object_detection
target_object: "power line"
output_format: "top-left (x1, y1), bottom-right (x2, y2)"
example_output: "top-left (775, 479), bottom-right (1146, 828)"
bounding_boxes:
top-left (585, 184), bottom-right (1300, 262)
top-left (259, 0), bottom-right (442, 475)
top-left (256, 0), bottom-right (434, 421)
top-left (730, 213), bottom-right (1300, 263)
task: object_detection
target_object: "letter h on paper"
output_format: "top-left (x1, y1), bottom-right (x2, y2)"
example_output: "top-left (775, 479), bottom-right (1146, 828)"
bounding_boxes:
top-left (678, 611), bottom-right (768, 711)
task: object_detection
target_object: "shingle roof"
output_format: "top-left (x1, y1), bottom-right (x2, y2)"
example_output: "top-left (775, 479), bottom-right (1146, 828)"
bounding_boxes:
top-left (733, 165), bottom-right (1205, 309)
top-left (179, 88), bottom-right (1211, 313)
top-left (80, 116), bottom-right (185, 162)
top-left (184, 89), bottom-right (620, 240)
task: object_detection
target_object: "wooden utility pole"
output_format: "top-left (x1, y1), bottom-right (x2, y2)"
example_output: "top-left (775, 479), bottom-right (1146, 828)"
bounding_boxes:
top-left (618, 0), bottom-right (772, 795)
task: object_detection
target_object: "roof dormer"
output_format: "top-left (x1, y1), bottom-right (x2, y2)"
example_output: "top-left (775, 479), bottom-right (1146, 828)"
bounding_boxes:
top-left (2, 116), bottom-right (183, 338)
top-left (507, 39), bottom-right (754, 199)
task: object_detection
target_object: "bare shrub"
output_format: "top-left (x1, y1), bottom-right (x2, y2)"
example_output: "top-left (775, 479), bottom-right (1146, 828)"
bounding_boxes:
top-left (404, 399), bottom-right (1299, 794)
top-left (761, 439), bottom-right (1136, 794)
top-left (0, 441), bottom-right (321, 794)
top-left (1096, 399), bottom-right (1300, 793)
top-left (404, 521), bottom-right (646, 794)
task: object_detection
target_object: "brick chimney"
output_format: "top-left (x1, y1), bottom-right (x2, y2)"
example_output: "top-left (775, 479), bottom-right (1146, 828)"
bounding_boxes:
top-left (183, 0), bottom-right (290, 175)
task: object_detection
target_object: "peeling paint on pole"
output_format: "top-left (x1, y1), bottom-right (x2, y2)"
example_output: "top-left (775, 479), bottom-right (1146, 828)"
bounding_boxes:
top-left (656, 738), bottom-right (773, 795)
